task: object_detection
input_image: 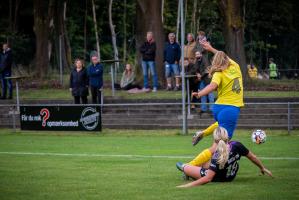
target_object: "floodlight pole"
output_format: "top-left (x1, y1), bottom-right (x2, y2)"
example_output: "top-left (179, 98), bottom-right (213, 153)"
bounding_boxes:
top-left (180, 0), bottom-right (187, 135)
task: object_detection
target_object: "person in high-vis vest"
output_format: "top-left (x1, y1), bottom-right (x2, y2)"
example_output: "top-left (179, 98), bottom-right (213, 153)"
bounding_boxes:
top-left (269, 58), bottom-right (278, 79)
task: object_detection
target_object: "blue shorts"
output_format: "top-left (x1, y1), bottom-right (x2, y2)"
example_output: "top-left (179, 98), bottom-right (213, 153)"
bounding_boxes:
top-left (165, 63), bottom-right (180, 78)
top-left (213, 104), bottom-right (240, 139)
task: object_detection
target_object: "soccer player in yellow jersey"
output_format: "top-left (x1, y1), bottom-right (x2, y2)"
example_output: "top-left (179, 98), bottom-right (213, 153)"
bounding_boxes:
top-left (176, 41), bottom-right (244, 170)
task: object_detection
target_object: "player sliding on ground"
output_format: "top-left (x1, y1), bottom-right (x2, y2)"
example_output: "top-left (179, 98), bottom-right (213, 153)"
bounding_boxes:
top-left (176, 127), bottom-right (273, 188)
top-left (184, 41), bottom-right (244, 168)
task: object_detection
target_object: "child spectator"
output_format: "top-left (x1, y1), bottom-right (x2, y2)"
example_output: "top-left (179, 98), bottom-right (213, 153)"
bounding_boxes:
top-left (195, 31), bottom-right (207, 53)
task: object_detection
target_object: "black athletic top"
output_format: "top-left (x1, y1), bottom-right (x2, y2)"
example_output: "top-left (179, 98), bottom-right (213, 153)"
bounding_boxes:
top-left (209, 141), bottom-right (249, 182)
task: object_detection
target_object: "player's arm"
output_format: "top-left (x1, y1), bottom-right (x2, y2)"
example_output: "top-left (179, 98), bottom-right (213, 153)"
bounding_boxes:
top-left (192, 82), bottom-right (217, 98)
top-left (200, 41), bottom-right (218, 54)
top-left (246, 151), bottom-right (273, 177)
top-left (177, 170), bottom-right (215, 188)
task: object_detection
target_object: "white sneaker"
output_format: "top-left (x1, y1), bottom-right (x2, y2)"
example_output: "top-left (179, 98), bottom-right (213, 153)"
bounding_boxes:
top-left (192, 130), bottom-right (204, 146)
top-left (152, 87), bottom-right (157, 92)
top-left (142, 88), bottom-right (151, 92)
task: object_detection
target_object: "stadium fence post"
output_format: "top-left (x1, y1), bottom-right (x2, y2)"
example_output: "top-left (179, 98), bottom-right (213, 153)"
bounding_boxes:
top-left (111, 64), bottom-right (115, 97)
top-left (16, 80), bottom-right (20, 113)
top-left (187, 78), bottom-right (191, 116)
top-left (287, 102), bottom-right (291, 134)
top-left (180, 0), bottom-right (187, 135)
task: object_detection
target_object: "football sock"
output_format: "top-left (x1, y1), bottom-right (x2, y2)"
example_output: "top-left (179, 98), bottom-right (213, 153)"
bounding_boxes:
top-left (202, 122), bottom-right (219, 137)
top-left (188, 148), bottom-right (212, 166)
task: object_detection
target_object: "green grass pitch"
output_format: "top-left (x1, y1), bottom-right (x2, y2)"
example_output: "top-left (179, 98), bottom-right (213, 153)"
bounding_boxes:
top-left (0, 129), bottom-right (299, 200)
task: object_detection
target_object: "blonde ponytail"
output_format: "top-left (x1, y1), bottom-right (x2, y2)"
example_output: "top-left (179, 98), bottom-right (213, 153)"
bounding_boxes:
top-left (209, 51), bottom-right (230, 76)
top-left (216, 140), bottom-right (229, 169)
top-left (213, 127), bottom-right (229, 169)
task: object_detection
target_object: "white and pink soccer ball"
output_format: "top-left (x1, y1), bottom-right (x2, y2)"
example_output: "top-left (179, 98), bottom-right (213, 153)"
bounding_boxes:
top-left (251, 129), bottom-right (267, 144)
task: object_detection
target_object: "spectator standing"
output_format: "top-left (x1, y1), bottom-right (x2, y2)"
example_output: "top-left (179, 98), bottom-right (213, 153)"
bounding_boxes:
top-left (247, 64), bottom-right (258, 79)
top-left (195, 31), bottom-right (207, 53)
top-left (0, 43), bottom-right (13, 99)
top-left (269, 58), bottom-right (278, 79)
top-left (195, 50), bottom-right (214, 113)
top-left (164, 33), bottom-right (181, 91)
top-left (88, 55), bottom-right (103, 104)
top-left (139, 31), bottom-right (158, 92)
top-left (184, 33), bottom-right (196, 60)
top-left (69, 59), bottom-right (89, 104)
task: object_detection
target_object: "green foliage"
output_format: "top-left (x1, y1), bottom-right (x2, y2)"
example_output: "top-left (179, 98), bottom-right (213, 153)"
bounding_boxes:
top-left (0, 33), bottom-right (34, 66)
top-left (163, 0), bottom-right (178, 34)
top-left (244, 0), bottom-right (299, 69)
top-left (0, 0), bottom-right (298, 79)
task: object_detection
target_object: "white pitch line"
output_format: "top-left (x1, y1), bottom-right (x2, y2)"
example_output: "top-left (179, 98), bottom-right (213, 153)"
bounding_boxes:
top-left (0, 151), bottom-right (299, 160)
top-left (0, 152), bottom-right (193, 159)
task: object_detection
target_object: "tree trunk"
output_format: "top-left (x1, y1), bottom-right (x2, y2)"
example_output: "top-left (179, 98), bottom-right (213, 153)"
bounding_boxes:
top-left (219, 0), bottom-right (247, 76)
top-left (191, 0), bottom-right (197, 35)
top-left (176, 0), bottom-right (180, 43)
top-left (53, 0), bottom-right (72, 71)
top-left (161, 0), bottom-right (164, 23)
top-left (184, 0), bottom-right (188, 30)
top-left (84, 0), bottom-right (88, 59)
top-left (136, 0), bottom-right (165, 86)
top-left (109, 0), bottom-right (119, 71)
top-left (33, 0), bottom-right (54, 78)
top-left (13, 0), bottom-right (21, 32)
top-left (62, 2), bottom-right (72, 68)
top-left (9, 0), bottom-right (13, 33)
top-left (8, 0), bottom-right (21, 43)
top-left (123, 0), bottom-right (127, 61)
top-left (91, 0), bottom-right (101, 59)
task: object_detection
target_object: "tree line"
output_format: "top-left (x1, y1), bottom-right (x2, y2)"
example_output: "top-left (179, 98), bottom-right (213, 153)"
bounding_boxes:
top-left (0, 0), bottom-right (298, 81)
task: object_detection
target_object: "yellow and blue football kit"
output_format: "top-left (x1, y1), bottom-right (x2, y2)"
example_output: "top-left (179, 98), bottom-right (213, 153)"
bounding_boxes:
top-left (188, 59), bottom-right (244, 166)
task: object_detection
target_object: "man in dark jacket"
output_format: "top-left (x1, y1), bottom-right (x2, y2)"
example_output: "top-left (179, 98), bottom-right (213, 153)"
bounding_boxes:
top-left (0, 43), bottom-right (13, 99)
top-left (139, 31), bottom-right (158, 92)
top-left (87, 55), bottom-right (103, 104)
top-left (164, 33), bottom-right (181, 91)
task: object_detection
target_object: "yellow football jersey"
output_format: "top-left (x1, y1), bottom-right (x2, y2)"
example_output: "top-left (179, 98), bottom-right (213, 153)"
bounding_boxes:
top-left (211, 59), bottom-right (244, 107)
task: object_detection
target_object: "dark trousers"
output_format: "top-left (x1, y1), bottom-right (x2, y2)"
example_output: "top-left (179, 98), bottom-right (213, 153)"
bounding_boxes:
top-left (1, 70), bottom-right (13, 98)
top-left (114, 83), bottom-right (141, 90)
top-left (123, 84), bottom-right (141, 90)
top-left (74, 96), bottom-right (88, 104)
top-left (186, 81), bottom-right (199, 103)
top-left (90, 86), bottom-right (102, 104)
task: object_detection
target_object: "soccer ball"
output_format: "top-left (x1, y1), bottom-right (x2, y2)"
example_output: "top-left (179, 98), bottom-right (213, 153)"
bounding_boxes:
top-left (251, 129), bottom-right (267, 144)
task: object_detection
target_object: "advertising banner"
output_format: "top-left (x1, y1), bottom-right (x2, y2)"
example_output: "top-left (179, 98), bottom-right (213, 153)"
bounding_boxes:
top-left (20, 106), bottom-right (101, 131)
